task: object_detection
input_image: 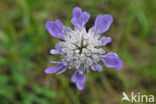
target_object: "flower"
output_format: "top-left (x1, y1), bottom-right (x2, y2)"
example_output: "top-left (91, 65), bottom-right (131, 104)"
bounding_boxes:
top-left (45, 7), bottom-right (123, 90)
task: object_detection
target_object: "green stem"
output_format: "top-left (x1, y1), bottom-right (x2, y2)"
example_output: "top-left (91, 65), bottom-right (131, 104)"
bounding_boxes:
top-left (75, 89), bottom-right (80, 104)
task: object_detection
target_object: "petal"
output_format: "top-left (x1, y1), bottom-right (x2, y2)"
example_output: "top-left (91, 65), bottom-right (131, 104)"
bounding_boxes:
top-left (81, 11), bottom-right (90, 26)
top-left (77, 71), bottom-right (86, 84)
top-left (45, 64), bottom-right (64, 74)
top-left (56, 66), bottom-right (67, 75)
top-left (45, 19), bottom-right (65, 40)
top-left (76, 82), bottom-right (84, 90)
top-left (50, 61), bottom-right (63, 64)
top-left (94, 15), bottom-right (113, 35)
top-left (91, 66), bottom-right (96, 71)
top-left (91, 64), bottom-right (103, 72)
top-left (101, 52), bottom-right (123, 70)
top-left (71, 70), bottom-right (81, 82)
top-left (72, 7), bottom-right (82, 17)
top-left (55, 44), bottom-right (62, 49)
top-left (50, 43), bottom-right (63, 54)
top-left (76, 71), bottom-right (86, 90)
top-left (71, 72), bottom-right (77, 82)
top-left (64, 27), bottom-right (72, 34)
top-left (100, 36), bottom-right (112, 45)
top-left (71, 70), bottom-right (86, 90)
top-left (71, 17), bottom-right (79, 28)
top-left (71, 7), bottom-right (90, 28)
top-left (55, 44), bottom-right (62, 52)
top-left (55, 19), bottom-right (64, 29)
top-left (50, 49), bottom-right (62, 54)
top-left (71, 70), bottom-right (86, 83)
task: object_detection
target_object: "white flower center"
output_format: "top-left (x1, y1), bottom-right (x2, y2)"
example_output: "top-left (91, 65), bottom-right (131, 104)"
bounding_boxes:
top-left (59, 28), bottom-right (105, 72)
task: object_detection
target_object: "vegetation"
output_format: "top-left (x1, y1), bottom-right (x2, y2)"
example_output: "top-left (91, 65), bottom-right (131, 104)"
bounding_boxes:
top-left (0, 0), bottom-right (155, 104)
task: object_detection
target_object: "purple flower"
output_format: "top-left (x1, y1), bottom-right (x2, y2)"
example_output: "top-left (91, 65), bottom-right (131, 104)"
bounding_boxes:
top-left (45, 7), bottom-right (123, 90)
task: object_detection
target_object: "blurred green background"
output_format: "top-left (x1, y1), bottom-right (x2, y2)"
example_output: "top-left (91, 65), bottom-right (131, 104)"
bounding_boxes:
top-left (0, 0), bottom-right (155, 104)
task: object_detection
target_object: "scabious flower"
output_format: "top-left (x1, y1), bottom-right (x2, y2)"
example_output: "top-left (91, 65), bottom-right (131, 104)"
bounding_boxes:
top-left (45, 7), bottom-right (123, 90)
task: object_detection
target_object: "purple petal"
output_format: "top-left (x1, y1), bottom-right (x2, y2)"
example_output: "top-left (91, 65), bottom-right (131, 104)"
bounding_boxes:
top-left (56, 66), bottom-right (67, 75)
top-left (77, 71), bottom-right (86, 84)
top-left (100, 36), bottom-right (112, 45)
top-left (64, 27), bottom-right (72, 33)
top-left (91, 66), bottom-right (96, 71)
top-left (94, 15), bottom-right (113, 35)
top-left (91, 64), bottom-right (103, 72)
top-left (76, 82), bottom-right (84, 90)
top-left (71, 70), bottom-right (84, 82)
top-left (71, 70), bottom-right (86, 90)
top-left (101, 52), bottom-right (123, 70)
top-left (50, 61), bottom-right (63, 64)
top-left (55, 19), bottom-right (64, 29)
top-left (55, 44), bottom-right (62, 53)
top-left (50, 49), bottom-right (62, 54)
top-left (55, 44), bottom-right (62, 50)
top-left (71, 71), bottom-right (77, 82)
top-left (45, 64), bottom-right (64, 74)
top-left (45, 19), bottom-right (65, 40)
top-left (81, 11), bottom-right (90, 26)
top-left (50, 43), bottom-right (63, 54)
top-left (72, 7), bottom-right (82, 17)
top-left (71, 7), bottom-right (90, 28)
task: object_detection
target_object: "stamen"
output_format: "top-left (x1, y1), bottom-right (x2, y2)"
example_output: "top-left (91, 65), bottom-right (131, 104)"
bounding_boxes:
top-left (59, 28), bottom-right (104, 71)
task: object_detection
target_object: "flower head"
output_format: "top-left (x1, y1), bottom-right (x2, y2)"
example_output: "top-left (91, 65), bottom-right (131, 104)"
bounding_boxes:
top-left (45, 7), bottom-right (123, 90)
